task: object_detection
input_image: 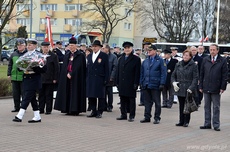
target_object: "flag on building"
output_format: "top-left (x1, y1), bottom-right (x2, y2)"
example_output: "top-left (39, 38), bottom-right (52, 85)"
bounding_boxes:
top-left (44, 16), bottom-right (54, 48)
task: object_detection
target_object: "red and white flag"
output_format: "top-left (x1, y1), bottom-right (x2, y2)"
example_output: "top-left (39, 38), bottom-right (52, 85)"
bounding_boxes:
top-left (199, 36), bottom-right (209, 42)
top-left (44, 16), bottom-right (54, 48)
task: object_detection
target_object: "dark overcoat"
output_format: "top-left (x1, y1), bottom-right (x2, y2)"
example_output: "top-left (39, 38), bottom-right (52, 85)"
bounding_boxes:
top-left (192, 54), bottom-right (203, 73)
top-left (165, 58), bottom-right (178, 87)
top-left (86, 51), bottom-right (109, 98)
top-left (116, 53), bottom-right (141, 98)
top-left (171, 59), bottom-right (198, 97)
top-left (54, 50), bottom-right (86, 113)
top-left (199, 55), bottom-right (228, 94)
top-left (41, 51), bottom-right (59, 84)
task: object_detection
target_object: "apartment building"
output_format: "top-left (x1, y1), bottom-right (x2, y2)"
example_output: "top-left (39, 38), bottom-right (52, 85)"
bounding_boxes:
top-left (4, 0), bottom-right (137, 47)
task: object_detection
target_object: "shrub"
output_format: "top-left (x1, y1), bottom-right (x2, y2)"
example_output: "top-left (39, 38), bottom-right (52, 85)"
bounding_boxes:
top-left (0, 78), bottom-right (12, 96)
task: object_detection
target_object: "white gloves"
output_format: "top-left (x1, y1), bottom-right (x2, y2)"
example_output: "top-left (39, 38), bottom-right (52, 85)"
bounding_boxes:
top-left (172, 82), bottom-right (180, 92)
top-left (187, 89), bottom-right (192, 93)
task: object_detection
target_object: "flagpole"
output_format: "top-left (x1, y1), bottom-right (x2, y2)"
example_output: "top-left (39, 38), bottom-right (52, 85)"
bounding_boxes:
top-left (215, 0), bottom-right (220, 44)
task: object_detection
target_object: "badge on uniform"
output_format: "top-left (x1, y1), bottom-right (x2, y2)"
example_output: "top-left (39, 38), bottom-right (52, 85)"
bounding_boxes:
top-left (98, 58), bottom-right (102, 63)
top-left (70, 56), bottom-right (73, 61)
top-left (167, 69), bottom-right (171, 73)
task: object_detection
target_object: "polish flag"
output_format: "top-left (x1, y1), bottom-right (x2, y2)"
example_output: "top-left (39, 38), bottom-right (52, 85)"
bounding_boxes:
top-left (199, 36), bottom-right (209, 42)
top-left (44, 16), bottom-right (54, 48)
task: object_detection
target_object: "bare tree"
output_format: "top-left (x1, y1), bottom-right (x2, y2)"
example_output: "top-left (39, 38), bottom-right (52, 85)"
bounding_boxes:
top-left (138, 0), bottom-right (197, 43)
top-left (0, 0), bottom-right (28, 60)
top-left (82, 0), bottom-right (137, 43)
top-left (217, 0), bottom-right (230, 44)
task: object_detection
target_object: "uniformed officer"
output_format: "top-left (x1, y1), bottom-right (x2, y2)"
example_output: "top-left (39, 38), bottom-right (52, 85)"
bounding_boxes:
top-left (13, 39), bottom-right (47, 123)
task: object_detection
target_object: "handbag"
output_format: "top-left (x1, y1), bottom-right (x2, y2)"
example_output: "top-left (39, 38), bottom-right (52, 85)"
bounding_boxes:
top-left (183, 92), bottom-right (198, 114)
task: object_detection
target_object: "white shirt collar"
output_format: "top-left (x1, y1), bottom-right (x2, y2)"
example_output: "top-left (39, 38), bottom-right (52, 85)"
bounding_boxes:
top-left (92, 50), bottom-right (101, 63)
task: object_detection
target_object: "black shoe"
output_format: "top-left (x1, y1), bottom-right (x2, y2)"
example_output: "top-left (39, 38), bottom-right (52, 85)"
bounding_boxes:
top-left (117, 102), bottom-right (121, 105)
top-left (183, 123), bottom-right (189, 127)
top-left (87, 113), bottom-right (97, 118)
top-left (140, 118), bottom-right (150, 123)
top-left (200, 126), bottom-right (212, 129)
top-left (40, 111), bottom-right (44, 114)
top-left (173, 101), bottom-right (177, 104)
top-left (116, 116), bottom-right (127, 120)
top-left (161, 105), bottom-right (167, 108)
top-left (153, 120), bottom-right (160, 124)
top-left (28, 119), bottom-right (41, 123)
top-left (175, 123), bottom-right (184, 126)
top-left (87, 108), bottom-right (91, 111)
top-left (45, 112), bottom-right (51, 115)
top-left (138, 103), bottom-right (144, 106)
top-left (12, 116), bottom-right (22, 122)
top-left (214, 128), bottom-right (220, 131)
top-left (11, 109), bottom-right (19, 112)
top-left (96, 114), bottom-right (102, 118)
top-left (128, 118), bottom-right (134, 122)
top-left (107, 108), bottom-right (112, 112)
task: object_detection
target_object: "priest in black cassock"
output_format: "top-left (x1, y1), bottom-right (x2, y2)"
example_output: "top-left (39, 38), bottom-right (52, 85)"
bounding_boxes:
top-left (54, 37), bottom-right (86, 115)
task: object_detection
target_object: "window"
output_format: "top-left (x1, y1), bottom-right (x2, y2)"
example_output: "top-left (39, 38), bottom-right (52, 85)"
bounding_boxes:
top-left (124, 22), bottom-right (131, 30)
top-left (17, 4), bottom-right (31, 11)
top-left (125, 8), bottom-right (131, 16)
top-left (40, 18), bottom-right (57, 26)
top-left (17, 18), bottom-right (30, 25)
top-left (40, 4), bottom-right (57, 11)
top-left (65, 4), bottom-right (82, 11)
top-left (65, 18), bottom-right (82, 26)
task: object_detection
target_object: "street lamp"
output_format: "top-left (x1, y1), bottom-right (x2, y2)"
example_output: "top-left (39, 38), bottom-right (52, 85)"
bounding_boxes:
top-left (29, 0), bottom-right (32, 38)
top-left (216, 0), bottom-right (220, 44)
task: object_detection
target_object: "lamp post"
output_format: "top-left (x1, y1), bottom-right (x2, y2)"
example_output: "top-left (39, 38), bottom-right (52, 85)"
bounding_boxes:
top-left (215, 0), bottom-right (220, 44)
top-left (29, 0), bottom-right (32, 38)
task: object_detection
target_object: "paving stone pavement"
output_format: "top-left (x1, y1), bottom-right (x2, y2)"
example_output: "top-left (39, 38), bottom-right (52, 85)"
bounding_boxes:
top-left (0, 87), bottom-right (230, 152)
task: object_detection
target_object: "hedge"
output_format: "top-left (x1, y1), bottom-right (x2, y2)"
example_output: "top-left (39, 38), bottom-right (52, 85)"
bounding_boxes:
top-left (0, 78), bottom-right (12, 96)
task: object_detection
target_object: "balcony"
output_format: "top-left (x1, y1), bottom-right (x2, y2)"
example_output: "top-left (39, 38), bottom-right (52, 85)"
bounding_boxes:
top-left (10, 24), bottom-right (22, 32)
top-left (47, 10), bottom-right (54, 17)
top-left (40, 24), bottom-right (46, 31)
top-left (72, 10), bottom-right (78, 17)
top-left (22, 10), bottom-right (30, 17)
top-left (41, 0), bottom-right (47, 2)
top-left (64, 24), bottom-right (72, 32)
top-left (66, 0), bottom-right (72, 2)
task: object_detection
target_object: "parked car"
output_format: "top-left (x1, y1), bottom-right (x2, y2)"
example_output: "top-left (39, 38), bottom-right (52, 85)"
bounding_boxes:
top-left (1, 50), bottom-right (13, 62)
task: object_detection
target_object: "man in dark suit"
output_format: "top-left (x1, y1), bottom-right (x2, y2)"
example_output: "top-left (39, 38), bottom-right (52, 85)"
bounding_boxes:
top-left (191, 46), bottom-right (203, 106)
top-left (116, 42), bottom-right (141, 122)
top-left (199, 44), bottom-right (228, 131)
top-left (197, 45), bottom-right (208, 58)
top-left (86, 40), bottom-right (109, 118)
top-left (13, 39), bottom-right (47, 123)
top-left (162, 49), bottom-right (178, 108)
top-left (38, 42), bottom-right (59, 115)
top-left (53, 41), bottom-right (65, 71)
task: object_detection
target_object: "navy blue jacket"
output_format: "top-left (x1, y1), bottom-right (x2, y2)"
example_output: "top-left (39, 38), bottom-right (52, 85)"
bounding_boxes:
top-left (140, 55), bottom-right (167, 90)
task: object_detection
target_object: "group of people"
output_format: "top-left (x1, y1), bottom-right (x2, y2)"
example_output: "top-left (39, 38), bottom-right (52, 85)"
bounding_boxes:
top-left (8, 37), bottom-right (228, 131)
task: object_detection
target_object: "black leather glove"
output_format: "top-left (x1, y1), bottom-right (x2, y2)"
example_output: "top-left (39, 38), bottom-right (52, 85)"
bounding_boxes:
top-left (133, 84), bottom-right (138, 90)
top-left (159, 85), bottom-right (164, 91)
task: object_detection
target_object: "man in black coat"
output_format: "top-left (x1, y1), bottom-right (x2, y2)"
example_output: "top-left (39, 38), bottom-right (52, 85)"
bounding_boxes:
top-left (197, 45), bottom-right (208, 58)
top-left (102, 43), bottom-right (118, 112)
top-left (116, 42), bottom-right (141, 122)
top-left (86, 40), bottom-right (109, 118)
top-left (162, 49), bottom-right (178, 108)
top-left (38, 42), bottom-right (59, 115)
top-left (191, 46), bottom-right (203, 106)
top-left (199, 44), bottom-right (228, 131)
top-left (13, 39), bottom-right (47, 123)
top-left (54, 37), bottom-right (86, 115)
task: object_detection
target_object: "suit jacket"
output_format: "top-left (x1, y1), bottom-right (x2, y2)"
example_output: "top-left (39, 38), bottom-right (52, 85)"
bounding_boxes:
top-left (116, 53), bottom-right (141, 98)
top-left (86, 51), bottom-right (109, 98)
top-left (41, 51), bottom-right (59, 84)
top-left (199, 55), bottom-right (228, 94)
top-left (165, 58), bottom-right (178, 87)
top-left (193, 54), bottom-right (203, 73)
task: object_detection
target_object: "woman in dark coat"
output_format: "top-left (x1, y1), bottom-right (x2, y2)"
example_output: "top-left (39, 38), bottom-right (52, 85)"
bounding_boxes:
top-left (171, 49), bottom-right (198, 127)
top-left (54, 37), bottom-right (86, 115)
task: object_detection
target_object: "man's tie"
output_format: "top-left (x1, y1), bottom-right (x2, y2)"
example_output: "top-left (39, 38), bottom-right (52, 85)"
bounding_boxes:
top-left (166, 59), bottom-right (169, 64)
top-left (212, 57), bottom-right (215, 64)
